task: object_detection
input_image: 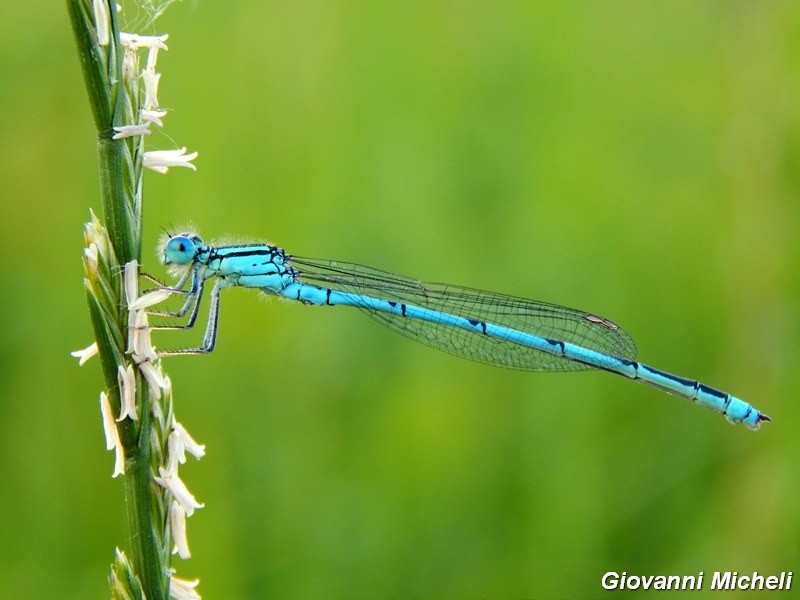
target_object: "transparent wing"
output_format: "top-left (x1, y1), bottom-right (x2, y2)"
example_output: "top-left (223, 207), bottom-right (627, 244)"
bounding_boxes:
top-left (288, 256), bottom-right (638, 372)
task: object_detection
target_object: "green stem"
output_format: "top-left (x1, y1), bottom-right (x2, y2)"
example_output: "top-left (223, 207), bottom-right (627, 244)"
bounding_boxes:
top-left (66, 0), bottom-right (112, 131)
top-left (68, 1), bottom-right (165, 598)
top-left (97, 133), bottom-right (141, 273)
top-left (121, 396), bottom-right (168, 598)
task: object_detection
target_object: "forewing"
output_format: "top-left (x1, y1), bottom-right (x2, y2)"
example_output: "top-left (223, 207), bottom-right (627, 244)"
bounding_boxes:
top-left (288, 256), bottom-right (637, 372)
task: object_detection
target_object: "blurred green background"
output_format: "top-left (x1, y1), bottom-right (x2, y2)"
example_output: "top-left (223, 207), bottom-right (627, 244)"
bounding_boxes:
top-left (1, 1), bottom-right (798, 598)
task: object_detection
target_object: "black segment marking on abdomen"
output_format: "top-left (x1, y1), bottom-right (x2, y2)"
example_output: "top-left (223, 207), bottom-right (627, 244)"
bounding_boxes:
top-left (697, 383), bottom-right (726, 400)
top-left (639, 364), bottom-right (694, 388)
top-left (545, 338), bottom-right (566, 355)
top-left (467, 318), bottom-right (488, 334)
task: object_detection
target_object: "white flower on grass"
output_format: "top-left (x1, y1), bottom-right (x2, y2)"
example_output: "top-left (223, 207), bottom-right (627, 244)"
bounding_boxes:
top-left (100, 392), bottom-right (117, 451)
top-left (171, 422), bottom-right (207, 462)
top-left (145, 41), bottom-right (161, 69)
top-left (166, 421), bottom-right (205, 475)
top-left (117, 364), bottom-right (137, 421)
top-left (129, 288), bottom-right (174, 311)
top-left (113, 437), bottom-right (125, 477)
top-left (84, 243), bottom-right (99, 275)
top-left (127, 310), bottom-right (151, 359)
top-left (125, 309), bottom-right (141, 355)
top-left (113, 123), bottom-right (152, 139)
top-left (154, 467), bottom-right (204, 516)
top-left (169, 576), bottom-right (201, 600)
top-left (124, 261), bottom-right (146, 355)
top-left (84, 210), bottom-right (110, 263)
top-left (137, 358), bottom-right (169, 398)
top-left (120, 33), bottom-right (169, 51)
top-left (143, 148), bottom-right (198, 174)
top-left (124, 260), bottom-right (164, 361)
top-left (122, 44), bottom-right (139, 84)
top-left (119, 32), bottom-right (167, 93)
top-left (142, 108), bottom-right (168, 127)
top-left (170, 501), bottom-right (191, 559)
top-left (92, 0), bottom-right (110, 46)
top-left (151, 378), bottom-right (168, 426)
top-left (124, 260), bottom-right (139, 307)
top-left (142, 68), bottom-right (162, 110)
top-left (71, 342), bottom-right (98, 366)
top-left (123, 258), bottom-right (139, 307)
top-left (100, 392), bottom-right (125, 477)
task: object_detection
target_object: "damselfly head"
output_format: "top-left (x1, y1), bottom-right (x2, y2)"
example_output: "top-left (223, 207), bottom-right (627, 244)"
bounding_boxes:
top-left (163, 232), bottom-right (203, 265)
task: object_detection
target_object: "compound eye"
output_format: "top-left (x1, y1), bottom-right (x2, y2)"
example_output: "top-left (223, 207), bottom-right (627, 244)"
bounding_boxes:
top-left (164, 235), bottom-right (197, 265)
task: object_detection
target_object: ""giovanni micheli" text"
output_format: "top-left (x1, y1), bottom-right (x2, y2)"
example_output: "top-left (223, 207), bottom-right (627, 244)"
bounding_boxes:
top-left (601, 571), bottom-right (792, 591)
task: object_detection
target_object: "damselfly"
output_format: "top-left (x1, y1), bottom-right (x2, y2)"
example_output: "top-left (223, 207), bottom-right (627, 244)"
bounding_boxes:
top-left (146, 232), bottom-right (769, 430)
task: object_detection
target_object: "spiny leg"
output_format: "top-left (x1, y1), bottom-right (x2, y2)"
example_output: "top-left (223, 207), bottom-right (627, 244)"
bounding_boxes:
top-left (148, 279), bottom-right (206, 332)
top-left (146, 268), bottom-right (204, 324)
top-left (141, 267), bottom-right (193, 294)
top-left (158, 279), bottom-right (226, 356)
